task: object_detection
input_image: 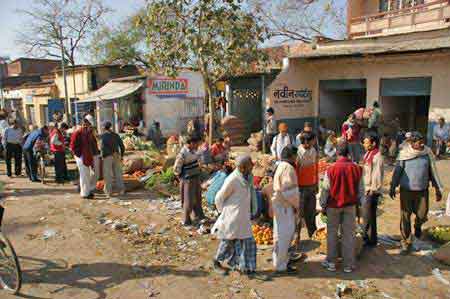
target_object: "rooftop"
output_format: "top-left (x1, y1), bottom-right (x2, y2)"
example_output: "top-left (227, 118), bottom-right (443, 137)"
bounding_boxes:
top-left (9, 57), bottom-right (60, 64)
top-left (292, 28), bottom-right (450, 59)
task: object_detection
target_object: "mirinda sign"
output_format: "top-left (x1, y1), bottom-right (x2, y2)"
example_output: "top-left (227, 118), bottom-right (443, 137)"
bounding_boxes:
top-left (147, 78), bottom-right (189, 97)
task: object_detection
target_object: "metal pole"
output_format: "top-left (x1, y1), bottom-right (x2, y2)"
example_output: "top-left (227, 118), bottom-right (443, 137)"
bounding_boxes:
top-left (261, 74), bottom-right (266, 154)
top-left (59, 25), bottom-right (70, 125)
top-left (0, 60), bottom-right (5, 109)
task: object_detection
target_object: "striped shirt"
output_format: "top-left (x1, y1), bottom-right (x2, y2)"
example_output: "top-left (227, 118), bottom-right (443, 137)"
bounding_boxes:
top-left (174, 146), bottom-right (200, 179)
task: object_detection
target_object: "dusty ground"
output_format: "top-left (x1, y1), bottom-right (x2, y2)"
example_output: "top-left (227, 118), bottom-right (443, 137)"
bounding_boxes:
top-left (1, 159), bottom-right (450, 299)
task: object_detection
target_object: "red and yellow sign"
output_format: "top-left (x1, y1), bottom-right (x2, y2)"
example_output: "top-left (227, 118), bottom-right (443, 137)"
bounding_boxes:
top-left (147, 78), bottom-right (189, 96)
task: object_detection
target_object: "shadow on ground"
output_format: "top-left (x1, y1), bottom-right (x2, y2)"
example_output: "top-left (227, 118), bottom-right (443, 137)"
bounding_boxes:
top-left (16, 256), bottom-right (208, 299)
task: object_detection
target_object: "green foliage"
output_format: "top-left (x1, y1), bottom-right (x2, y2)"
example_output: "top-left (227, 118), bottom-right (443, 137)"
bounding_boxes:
top-left (145, 168), bottom-right (176, 189)
top-left (90, 15), bottom-right (149, 67)
top-left (428, 226), bottom-right (450, 244)
top-left (137, 0), bottom-right (268, 83)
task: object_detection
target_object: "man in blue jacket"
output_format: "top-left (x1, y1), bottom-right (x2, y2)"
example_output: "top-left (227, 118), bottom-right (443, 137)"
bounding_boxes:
top-left (23, 126), bottom-right (49, 182)
top-left (390, 132), bottom-right (444, 254)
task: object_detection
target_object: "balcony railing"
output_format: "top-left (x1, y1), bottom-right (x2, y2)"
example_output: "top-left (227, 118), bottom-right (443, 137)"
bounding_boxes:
top-left (349, 0), bottom-right (450, 38)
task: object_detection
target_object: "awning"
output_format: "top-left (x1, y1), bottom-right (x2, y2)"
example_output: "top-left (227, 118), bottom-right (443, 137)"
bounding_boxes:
top-left (80, 80), bottom-right (144, 103)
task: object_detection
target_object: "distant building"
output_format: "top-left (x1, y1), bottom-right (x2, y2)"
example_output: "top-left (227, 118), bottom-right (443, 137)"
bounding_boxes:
top-left (2, 62), bottom-right (140, 127)
top-left (7, 58), bottom-right (60, 76)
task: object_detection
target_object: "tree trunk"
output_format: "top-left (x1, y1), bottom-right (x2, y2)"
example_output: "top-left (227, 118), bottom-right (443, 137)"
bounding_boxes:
top-left (206, 84), bottom-right (214, 147)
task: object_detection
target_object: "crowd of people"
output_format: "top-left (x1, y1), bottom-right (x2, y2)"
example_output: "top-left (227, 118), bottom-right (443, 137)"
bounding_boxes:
top-left (0, 105), bottom-right (448, 279)
top-left (0, 112), bottom-right (127, 201)
top-left (204, 105), bottom-right (447, 278)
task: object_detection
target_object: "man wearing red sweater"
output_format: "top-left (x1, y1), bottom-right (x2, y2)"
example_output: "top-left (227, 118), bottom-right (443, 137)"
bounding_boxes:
top-left (318, 142), bottom-right (364, 273)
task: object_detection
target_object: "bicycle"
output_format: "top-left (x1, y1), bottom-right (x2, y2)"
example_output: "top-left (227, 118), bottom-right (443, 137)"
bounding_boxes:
top-left (35, 151), bottom-right (48, 185)
top-left (0, 205), bottom-right (22, 294)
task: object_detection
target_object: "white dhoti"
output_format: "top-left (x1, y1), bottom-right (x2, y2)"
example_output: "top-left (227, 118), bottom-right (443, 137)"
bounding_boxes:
top-left (75, 156), bottom-right (96, 197)
top-left (272, 202), bottom-right (296, 271)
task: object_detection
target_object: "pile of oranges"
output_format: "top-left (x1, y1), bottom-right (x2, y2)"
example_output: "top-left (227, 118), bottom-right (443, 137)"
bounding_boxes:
top-left (252, 224), bottom-right (273, 245)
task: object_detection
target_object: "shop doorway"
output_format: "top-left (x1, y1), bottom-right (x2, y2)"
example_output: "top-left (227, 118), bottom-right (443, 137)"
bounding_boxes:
top-left (319, 79), bottom-right (367, 133)
top-left (380, 77), bottom-right (431, 136)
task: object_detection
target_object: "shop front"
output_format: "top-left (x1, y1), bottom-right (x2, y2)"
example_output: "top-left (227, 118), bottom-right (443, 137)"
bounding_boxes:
top-left (267, 31), bottom-right (450, 142)
top-left (78, 77), bottom-right (145, 131)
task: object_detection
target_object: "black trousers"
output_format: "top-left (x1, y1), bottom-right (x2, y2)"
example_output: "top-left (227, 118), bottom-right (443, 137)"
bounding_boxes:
top-left (363, 193), bottom-right (379, 246)
top-left (0, 205), bottom-right (4, 227)
top-left (54, 151), bottom-right (68, 182)
top-left (24, 149), bottom-right (38, 181)
top-left (5, 143), bottom-right (22, 177)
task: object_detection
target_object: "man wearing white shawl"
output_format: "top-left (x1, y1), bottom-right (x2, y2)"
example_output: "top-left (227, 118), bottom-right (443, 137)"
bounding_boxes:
top-left (390, 132), bottom-right (444, 254)
top-left (212, 155), bottom-right (263, 279)
top-left (272, 145), bottom-right (300, 273)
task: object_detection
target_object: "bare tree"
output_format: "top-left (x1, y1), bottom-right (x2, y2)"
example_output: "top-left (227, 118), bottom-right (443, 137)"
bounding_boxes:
top-left (16, 0), bottom-right (111, 65)
top-left (249, 0), bottom-right (347, 43)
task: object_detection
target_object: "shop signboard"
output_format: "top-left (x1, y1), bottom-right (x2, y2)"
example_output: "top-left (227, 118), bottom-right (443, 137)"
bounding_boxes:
top-left (145, 72), bottom-right (205, 135)
top-left (268, 83), bottom-right (314, 119)
top-left (146, 78), bottom-right (189, 97)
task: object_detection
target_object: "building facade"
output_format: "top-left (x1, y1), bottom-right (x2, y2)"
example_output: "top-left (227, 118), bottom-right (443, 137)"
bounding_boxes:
top-left (267, 0), bottom-right (450, 141)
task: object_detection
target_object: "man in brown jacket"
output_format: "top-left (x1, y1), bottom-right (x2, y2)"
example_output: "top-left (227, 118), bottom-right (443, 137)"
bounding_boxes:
top-left (362, 132), bottom-right (384, 247)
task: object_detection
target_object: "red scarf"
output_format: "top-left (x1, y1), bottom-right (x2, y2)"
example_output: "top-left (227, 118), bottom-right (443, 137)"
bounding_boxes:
top-left (363, 148), bottom-right (379, 165)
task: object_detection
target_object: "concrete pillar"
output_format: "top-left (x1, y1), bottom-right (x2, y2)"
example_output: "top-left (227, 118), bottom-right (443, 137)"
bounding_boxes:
top-left (225, 84), bottom-right (231, 116)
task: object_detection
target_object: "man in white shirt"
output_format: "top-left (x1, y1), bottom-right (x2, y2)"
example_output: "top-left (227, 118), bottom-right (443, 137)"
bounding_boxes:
top-left (433, 117), bottom-right (449, 157)
top-left (271, 122), bottom-right (294, 160)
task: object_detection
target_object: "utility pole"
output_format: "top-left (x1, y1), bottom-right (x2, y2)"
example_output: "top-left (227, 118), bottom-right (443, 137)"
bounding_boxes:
top-left (0, 57), bottom-right (7, 109)
top-left (58, 24), bottom-right (70, 125)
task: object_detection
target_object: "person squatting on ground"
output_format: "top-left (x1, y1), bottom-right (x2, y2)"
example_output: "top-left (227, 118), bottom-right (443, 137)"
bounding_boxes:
top-left (390, 131), bottom-right (444, 254)
top-left (100, 121), bottom-right (126, 198)
top-left (70, 118), bottom-right (99, 199)
top-left (272, 145), bottom-right (300, 273)
top-left (433, 117), bottom-right (449, 158)
top-left (3, 120), bottom-right (23, 178)
top-left (362, 132), bottom-right (384, 247)
top-left (174, 134), bottom-right (205, 226)
top-left (211, 155), bottom-right (265, 279)
top-left (50, 122), bottom-right (69, 183)
top-left (318, 141), bottom-right (364, 273)
top-left (296, 132), bottom-right (319, 239)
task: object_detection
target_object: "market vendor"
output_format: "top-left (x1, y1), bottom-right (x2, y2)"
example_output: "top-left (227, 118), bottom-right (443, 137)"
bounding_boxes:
top-left (174, 134), bottom-right (205, 226)
top-left (147, 121), bottom-right (163, 149)
top-left (211, 137), bottom-right (228, 163)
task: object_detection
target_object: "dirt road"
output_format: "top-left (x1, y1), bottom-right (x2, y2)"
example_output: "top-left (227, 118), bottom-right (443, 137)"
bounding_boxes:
top-left (1, 160), bottom-right (450, 299)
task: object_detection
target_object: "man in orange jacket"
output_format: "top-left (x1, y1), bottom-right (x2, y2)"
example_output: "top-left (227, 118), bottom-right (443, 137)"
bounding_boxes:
top-left (296, 132), bottom-right (319, 238)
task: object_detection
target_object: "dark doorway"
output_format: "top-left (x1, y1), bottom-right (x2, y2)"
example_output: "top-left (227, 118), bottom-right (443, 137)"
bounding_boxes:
top-left (380, 77), bottom-right (431, 136)
top-left (319, 79), bottom-right (367, 133)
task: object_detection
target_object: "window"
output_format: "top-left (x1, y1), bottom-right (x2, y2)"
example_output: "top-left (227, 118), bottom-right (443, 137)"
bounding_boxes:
top-left (379, 0), bottom-right (424, 12)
